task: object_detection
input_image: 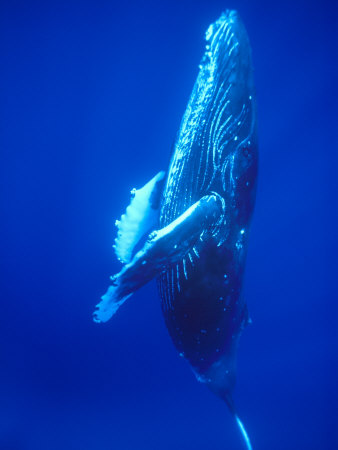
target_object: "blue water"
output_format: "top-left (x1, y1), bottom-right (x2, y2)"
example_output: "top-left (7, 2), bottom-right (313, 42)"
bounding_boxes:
top-left (1, 1), bottom-right (337, 449)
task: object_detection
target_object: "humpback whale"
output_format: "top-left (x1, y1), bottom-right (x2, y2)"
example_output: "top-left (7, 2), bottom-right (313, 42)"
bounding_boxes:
top-left (94, 10), bottom-right (258, 450)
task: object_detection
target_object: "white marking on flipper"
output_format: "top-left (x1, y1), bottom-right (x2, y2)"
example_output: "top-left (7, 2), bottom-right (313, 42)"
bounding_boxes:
top-left (93, 285), bottom-right (132, 323)
top-left (114, 171), bottom-right (165, 264)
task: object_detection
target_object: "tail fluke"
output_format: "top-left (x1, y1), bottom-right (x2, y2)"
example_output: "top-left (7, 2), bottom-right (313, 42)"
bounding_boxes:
top-left (225, 394), bottom-right (252, 450)
top-left (234, 414), bottom-right (252, 450)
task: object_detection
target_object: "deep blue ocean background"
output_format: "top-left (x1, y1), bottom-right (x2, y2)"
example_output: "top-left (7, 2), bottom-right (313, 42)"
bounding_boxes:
top-left (1, 0), bottom-right (337, 449)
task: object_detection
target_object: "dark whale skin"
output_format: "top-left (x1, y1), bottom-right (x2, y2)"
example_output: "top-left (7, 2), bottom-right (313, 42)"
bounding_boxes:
top-left (158, 10), bottom-right (258, 395)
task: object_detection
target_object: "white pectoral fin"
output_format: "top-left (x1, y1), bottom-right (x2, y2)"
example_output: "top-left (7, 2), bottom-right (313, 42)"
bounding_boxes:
top-left (94, 193), bottom-right (224, 323)
top-left (93, 284), bottom-right (132, 323)
top-left (114, 171), bottom-right (166, 264)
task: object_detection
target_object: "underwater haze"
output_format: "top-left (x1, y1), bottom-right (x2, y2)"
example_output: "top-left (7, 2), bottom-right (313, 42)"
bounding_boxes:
top-left (1, 0), bottom-right (337, 449)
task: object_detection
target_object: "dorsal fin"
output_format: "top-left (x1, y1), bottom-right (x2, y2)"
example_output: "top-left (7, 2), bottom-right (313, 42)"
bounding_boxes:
top-left (114, 171), bottom-right (165, 264)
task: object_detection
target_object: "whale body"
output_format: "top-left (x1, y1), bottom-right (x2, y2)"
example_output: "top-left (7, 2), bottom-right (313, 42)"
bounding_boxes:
top-left (94, 10), bottom-right (258, 450)
top-left (158, 10), bottom-right (258, 400)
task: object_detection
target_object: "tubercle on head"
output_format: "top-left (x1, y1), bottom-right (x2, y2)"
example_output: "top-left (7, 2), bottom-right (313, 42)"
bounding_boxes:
top-left (199, 10), bottom-right (241, 75)
top-left (205, 10), bottom-right (238, 44)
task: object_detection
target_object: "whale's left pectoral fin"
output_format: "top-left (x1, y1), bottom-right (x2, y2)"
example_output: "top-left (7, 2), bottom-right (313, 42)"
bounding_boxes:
top-left (114, 171), bottom-right (166, 264)
top-left (93, 193), bottom-right (224, 323)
